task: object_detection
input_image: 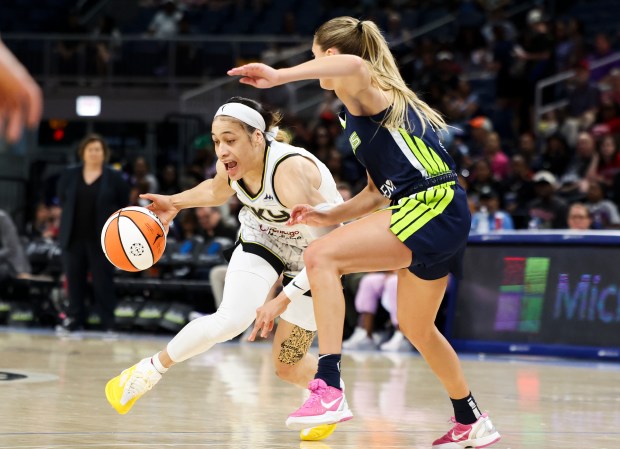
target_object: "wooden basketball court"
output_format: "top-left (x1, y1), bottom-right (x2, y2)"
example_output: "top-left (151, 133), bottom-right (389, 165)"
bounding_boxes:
top-left (0, 328), bottom-right (617, 449)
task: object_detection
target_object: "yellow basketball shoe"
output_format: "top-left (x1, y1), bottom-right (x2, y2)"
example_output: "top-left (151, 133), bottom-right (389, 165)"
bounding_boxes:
top-left (105, 358), bottom-right (162, 414)
top-left (300, 423), bottom-right (337, 441)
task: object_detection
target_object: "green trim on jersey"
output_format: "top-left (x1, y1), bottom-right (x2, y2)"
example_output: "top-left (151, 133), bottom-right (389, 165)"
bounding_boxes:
top-left (388, 184), bottom-right (455, 241)
top-left (398, 128), bottom-right (450, 176)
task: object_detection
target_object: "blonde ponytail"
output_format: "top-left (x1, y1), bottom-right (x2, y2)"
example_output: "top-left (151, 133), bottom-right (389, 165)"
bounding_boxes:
top-left (315, 17), bottom-right (447, 134)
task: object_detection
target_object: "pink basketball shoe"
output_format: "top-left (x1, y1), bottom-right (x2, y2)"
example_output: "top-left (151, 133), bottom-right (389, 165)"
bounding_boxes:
top-left (285, 379), bottom-right (353, 430)
top-left (432, 413), bottom-right (501, 448)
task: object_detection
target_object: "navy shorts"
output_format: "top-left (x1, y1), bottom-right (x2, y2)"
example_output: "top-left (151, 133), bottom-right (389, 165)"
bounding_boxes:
top-left (388, 183), bottom-right (470, 280)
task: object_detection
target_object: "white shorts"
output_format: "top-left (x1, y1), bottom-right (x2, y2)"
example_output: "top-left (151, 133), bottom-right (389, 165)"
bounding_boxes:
top-left (229, 244), bottom-right (317, 332)
top-left (280, 289), bottom-right (317, 332)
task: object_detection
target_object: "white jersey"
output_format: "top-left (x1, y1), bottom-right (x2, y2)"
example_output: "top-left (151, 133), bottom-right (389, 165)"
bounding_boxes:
top-left (230, 140), bottom-right (342, 274)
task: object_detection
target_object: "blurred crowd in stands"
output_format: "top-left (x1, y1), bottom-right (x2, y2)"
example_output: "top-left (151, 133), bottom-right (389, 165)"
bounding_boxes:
top-left (77, 0), bottom-right (620, 235)
top-left (2, 0), bottom-right (620, 337)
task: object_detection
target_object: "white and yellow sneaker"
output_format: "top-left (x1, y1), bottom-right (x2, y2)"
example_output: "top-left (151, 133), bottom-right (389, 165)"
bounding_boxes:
top-left (105, 358), bottom-right (162, 414)
top-left (300, 423), bottom-right (337, 441)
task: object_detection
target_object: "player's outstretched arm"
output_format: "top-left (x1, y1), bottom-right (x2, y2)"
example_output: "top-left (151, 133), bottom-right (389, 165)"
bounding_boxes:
top-left (228, 54), bottom-right (370, 98)
top-left (229, 55), bottom-right (365, 86)
top-left (289, 172), bottom-right (390, 227)
top-left (140, 161), bottom-right (234, 229)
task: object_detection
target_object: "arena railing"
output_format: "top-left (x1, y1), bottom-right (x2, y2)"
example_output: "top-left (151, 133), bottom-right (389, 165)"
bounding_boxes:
top-left (1, 33), bottom-right (309, 89)
top-left (534, 51), bottom-right (620, 134)
top-left (179, 13), bottom-right (461, 117)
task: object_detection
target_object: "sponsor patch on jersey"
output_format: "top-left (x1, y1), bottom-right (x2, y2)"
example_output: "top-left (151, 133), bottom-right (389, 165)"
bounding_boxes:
top-left (259, 224), bottom-right (302, 239)
top-left (349, 132), bottom-right (361, 152)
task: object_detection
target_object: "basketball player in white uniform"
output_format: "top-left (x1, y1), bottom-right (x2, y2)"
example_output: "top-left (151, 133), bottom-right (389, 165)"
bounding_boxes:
top-left (105, 97), bottom-right (349, 440)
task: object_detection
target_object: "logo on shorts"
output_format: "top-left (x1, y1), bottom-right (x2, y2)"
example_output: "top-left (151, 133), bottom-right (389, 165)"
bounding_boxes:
top-left (380, 179), bottom-right (396, 198)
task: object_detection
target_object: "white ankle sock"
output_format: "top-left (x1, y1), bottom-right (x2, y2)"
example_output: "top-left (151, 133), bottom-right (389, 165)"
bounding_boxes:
top-left (151, 352), bottom-right (168, 374)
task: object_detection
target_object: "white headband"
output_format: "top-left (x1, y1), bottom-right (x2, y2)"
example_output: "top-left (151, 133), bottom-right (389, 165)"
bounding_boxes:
top-left (214, 102), bottom-right (279, 142)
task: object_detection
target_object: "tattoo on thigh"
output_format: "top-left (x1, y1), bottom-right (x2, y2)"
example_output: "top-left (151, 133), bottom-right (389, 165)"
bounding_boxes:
top-left (278, 326), bottom-right (316, 365)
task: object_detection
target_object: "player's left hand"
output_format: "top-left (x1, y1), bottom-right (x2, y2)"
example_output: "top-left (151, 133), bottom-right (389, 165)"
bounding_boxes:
top-left (248, 293), bottom-right (291, 341)
top-left (0, 42), bottom-right (42, 143)
top-left (228, 63), bottom-right (280, 89)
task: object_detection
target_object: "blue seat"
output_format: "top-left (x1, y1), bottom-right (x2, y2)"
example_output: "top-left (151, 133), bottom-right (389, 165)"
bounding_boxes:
top-left (401, 9), bottom-right (419, 30)
top-left (225, 9), bottom-right (256, 34)
top-left (197, 6), bottom-right (233, 34)
top-left (294, 3), bottom-right (324, 35)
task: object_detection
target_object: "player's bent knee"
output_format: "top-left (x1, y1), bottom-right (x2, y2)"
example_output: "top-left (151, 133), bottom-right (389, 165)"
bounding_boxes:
top-left (202, 313), bottom-right (254, 344)
top-left (303, 240), bottom-right (333, 272)
top-left (277, 325), bottom-right (316, 366)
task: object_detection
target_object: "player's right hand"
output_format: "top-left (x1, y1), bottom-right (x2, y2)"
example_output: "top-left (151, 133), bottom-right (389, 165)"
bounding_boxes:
top-left (227, 63), bottom-right (280, 89)
top-left (248, 294), bottom-right (291, 341)
top-left (139, 193), bottom-right (179, 232)
top-left (287, 204), bottom-right (332, 227)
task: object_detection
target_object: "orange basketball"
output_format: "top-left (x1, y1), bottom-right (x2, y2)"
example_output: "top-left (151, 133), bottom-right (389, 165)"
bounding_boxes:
top-left (101, 206), bottom-right (167, 272)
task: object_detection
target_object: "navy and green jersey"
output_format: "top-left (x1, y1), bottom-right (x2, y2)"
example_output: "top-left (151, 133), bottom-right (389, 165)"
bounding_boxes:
top-left (340, 105), bottom-right (456, 201)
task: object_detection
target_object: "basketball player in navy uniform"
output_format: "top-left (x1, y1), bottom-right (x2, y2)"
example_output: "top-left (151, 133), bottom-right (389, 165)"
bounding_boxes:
top-left (230, 17), bottom-right (501, 448)
top-left (105, 97), bottom-right (348, 441)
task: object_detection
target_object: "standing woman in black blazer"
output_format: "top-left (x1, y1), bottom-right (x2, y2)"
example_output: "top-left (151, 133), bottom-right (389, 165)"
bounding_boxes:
top-left (57, 134), bottom-right (130, 331)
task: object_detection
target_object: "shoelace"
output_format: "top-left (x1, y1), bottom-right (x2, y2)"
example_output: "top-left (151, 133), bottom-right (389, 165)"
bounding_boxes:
top-left (303, 379), bottom-right (328, 408)
top-left (123, 370), bottom-right (157, 400)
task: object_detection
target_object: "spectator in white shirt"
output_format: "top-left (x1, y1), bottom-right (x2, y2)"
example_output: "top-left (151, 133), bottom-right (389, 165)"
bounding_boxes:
top-left (147, 0), bottom-right (183, 38)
